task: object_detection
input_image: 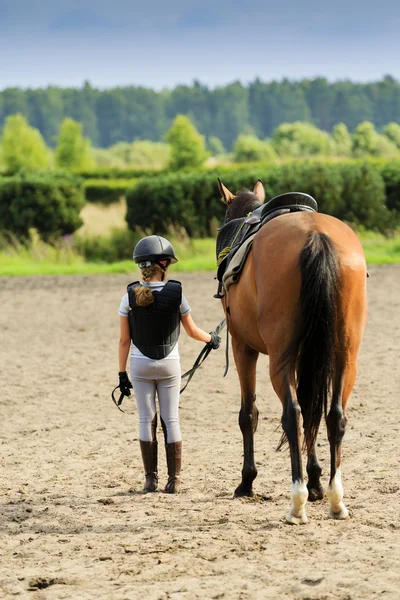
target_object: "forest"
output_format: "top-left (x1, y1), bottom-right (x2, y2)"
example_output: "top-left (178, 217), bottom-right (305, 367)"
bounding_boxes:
top-left (1, 76), bottom-right (400, 149)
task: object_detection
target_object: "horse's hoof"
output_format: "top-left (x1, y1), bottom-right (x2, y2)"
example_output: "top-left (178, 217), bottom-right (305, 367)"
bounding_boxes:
top-left (234, 483), bottom-right (254, 498)
top-left (328, 505), bottom-right (349, 520)
top-left (307, 485), bottom-right (325, 502)
top-left (285, 511), bottom-right (308, 525)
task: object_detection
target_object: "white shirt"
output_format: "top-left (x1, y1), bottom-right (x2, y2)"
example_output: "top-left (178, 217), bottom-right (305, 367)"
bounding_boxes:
top-left (119, 281), bottom-right (191, 359)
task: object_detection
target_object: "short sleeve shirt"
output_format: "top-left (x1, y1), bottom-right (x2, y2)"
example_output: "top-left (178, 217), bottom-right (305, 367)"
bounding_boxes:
top-left (118, 281), bottom-right (191, 359)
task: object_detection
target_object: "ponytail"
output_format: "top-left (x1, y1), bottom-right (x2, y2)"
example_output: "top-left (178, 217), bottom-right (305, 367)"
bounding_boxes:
top-left (134, 264), bottom-right (163, 307)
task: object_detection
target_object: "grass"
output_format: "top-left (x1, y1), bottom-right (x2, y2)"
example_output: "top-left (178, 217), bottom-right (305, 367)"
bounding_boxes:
top-left (0, 201), bottom-right (399, 277)
top-left (356, 230), bottom-right (400, 264)
top-left (1, 232), bottom-right (399, 277)
top-left (0, 236), bottom-right (216, 277)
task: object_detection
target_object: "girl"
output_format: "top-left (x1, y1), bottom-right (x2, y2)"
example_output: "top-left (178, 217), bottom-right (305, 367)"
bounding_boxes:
top-left (118, 235), bottom-right (220, 493)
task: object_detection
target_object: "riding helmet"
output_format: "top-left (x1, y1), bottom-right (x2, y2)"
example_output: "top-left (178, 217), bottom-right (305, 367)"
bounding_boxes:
top-left (133, 235), bottom-right (178, 265)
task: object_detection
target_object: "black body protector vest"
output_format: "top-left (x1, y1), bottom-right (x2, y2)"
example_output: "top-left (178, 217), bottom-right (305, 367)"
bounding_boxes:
top-left (127, 280), bottom-right (182, 360)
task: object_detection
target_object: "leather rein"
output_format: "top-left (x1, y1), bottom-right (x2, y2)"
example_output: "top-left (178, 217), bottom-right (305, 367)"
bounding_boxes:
top-left (111, 317), bottom-right (229, 412)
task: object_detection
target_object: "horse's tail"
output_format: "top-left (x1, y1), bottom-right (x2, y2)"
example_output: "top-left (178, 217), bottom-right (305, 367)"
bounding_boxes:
top-left (279, 231), bottom-right (344, 450)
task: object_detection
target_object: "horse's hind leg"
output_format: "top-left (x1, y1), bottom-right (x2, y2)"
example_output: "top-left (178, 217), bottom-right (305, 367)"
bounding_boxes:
top-left (270, 361), bottom-right (308, 524)
top-left (231, 337), bottom-right (259, 498)
top-left (306, 442), bottom-right (324, 501)
top-left (326, 364), bottom-right (356, 519)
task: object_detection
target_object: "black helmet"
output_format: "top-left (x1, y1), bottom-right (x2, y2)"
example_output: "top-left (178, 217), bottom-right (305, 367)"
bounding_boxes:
top-left (133, 235), bottom-right (178, 267)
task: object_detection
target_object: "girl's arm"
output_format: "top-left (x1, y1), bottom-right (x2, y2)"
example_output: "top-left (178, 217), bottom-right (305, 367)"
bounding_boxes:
top-left (181, 313), bottom-right (212, 343)
top-left (119, 316), bottom-right (131, 372)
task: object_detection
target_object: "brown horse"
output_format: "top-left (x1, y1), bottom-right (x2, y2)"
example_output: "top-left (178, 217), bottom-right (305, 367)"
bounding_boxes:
top-left (217, 179), bottom-right (368, 524)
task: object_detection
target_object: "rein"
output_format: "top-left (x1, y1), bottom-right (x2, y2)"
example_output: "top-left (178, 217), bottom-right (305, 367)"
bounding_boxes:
top-left (111, 385), bottom-right (126, 413)
top-left (180, 317), bottom-right (227, 393)
top-left (110, 317), bottom-right (228, 412)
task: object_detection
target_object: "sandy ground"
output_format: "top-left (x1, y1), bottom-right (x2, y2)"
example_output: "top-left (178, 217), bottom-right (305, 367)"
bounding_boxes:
top-left (0, 267), bottom-right (399, 600)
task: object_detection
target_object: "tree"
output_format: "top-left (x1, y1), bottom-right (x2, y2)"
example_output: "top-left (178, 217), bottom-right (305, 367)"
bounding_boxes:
top-left (332, 123), bottom-right (352, 156)
top-left (383, 122), bottom-right (400, 149)
top-left (130, 140), bottom-right (170, 168)
top-left (351, 122), bottom-right (378, 156)
top-left (233, 135), bottom-right (276, 162)
top-left (164, 115), bottom-right (209, 170)
top-left (272, 122), bottom-right (332, 157)
top-left (0, 113), bottom-right (50, 172)
top-left (207, 136), bottom-right (225, 157)
top-left (55, 118), bottom-right (94, 170)
top-left (352, 121), bottom-right (399, 158)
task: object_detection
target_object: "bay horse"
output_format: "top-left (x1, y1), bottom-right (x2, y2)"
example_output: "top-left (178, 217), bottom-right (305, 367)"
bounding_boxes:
top-left (217, 178), bottom-right (368, 524)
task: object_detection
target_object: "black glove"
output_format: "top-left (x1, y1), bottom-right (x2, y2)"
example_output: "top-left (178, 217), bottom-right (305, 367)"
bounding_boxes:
top-left (118, 371), bottom-right (133, 397)
top-left (208, 331), bottom-right (221, 350)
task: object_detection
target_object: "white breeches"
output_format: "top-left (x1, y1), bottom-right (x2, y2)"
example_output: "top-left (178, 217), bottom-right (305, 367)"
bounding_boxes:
top-left (130, 357), bottom-right (182, 444)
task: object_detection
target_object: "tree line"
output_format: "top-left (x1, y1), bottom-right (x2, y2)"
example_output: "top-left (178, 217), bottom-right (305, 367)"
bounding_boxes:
top-left (1, 76), bottom-right (400, 149)
top-left (2, 114), bottom-right (400, 176)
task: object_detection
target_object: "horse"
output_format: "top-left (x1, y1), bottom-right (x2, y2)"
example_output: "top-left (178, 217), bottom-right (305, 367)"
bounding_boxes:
top-left (217, 178), bottom-right (368, 524)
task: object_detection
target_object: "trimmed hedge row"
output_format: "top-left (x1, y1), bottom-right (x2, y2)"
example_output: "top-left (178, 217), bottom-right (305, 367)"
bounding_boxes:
top-left (0, 172), bottom-right (85, 240)
top-left (77, 167), bottom-right (164, 180)
top-left (84, 178), bottom-right (137, 204)
top-left (126, 160), bottom-right (400, 236)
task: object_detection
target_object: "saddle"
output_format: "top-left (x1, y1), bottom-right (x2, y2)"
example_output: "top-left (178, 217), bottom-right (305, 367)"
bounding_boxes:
top-left (216, 192), bottom-right (318, 290)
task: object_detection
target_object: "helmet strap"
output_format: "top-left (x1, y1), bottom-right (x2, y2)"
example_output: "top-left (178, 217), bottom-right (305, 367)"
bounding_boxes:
top-left (157, 259), bottom-right (171, 271)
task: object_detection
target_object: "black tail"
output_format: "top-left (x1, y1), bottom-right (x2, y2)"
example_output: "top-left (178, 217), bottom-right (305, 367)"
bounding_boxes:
top-left (279, 232), bottom-right (344, 450)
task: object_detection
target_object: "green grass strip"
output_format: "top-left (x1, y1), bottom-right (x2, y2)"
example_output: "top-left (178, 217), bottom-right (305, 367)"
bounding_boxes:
top-left (1, 233), bottom-right (399, 277)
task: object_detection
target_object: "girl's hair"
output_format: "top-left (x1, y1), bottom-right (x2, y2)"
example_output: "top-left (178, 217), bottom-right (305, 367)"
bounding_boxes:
top-left (134, 264), bottom-right (164, 307)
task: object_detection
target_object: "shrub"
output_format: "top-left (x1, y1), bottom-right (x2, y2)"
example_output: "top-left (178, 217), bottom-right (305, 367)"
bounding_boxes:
top-left (91, 141), bottom-right (170, 170)
top-left (0, 172), bottom-right (84, 240)
top-left (76, 167), bottom-right (165, 179)
top-left (84, 178), bottom-right (137, 204)
top-left (379, 160), bottom-right (400, 219)
top-left (233, 135), bottom-right (277, 162)
top-left (340, 162), bottom-right (391, 230)
top-left (125, 159), bottom-right (398, 236)
top-left (74, 228), bottom-right (141, 262)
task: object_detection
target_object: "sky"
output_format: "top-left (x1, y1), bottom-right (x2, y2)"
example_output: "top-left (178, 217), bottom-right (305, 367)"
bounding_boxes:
top-left (0, 0), bottom-right (399, 90)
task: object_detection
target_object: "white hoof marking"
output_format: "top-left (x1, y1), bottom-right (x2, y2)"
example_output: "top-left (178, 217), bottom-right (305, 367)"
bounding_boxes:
top-left (327, 469), bottom-right (349, 520)
top-left (285, 480), bottom-right (308, 525)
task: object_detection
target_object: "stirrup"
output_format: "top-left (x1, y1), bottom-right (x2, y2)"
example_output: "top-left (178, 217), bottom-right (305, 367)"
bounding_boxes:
top-left (213, 281), bottom-right (225, 299)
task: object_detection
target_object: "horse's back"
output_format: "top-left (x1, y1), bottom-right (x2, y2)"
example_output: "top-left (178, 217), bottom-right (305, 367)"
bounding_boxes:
top-left (253, 211), bottom-right (366, 284)
top-left (227, 211), bottom-right (367, 355)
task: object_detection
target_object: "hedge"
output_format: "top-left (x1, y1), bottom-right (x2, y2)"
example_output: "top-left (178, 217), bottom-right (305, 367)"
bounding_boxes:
top-left (84, 178), bottom-right (137, 204)
top-left (77, 167), bottom-right (165, 180)
top-left (0, 172), bottom-right (85, 240)
top-left (126, 160), bottom-right (398, 236)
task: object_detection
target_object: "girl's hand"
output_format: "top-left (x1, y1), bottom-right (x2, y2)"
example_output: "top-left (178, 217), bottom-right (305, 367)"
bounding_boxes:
top-left (118, 371), bottom-right (133, 396)
top-left (208, 331), bottom-right (221, 349)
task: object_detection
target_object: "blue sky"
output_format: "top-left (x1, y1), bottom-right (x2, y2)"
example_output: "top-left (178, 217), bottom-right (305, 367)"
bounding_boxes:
top-left (0, 0), bottom-right (399, 90)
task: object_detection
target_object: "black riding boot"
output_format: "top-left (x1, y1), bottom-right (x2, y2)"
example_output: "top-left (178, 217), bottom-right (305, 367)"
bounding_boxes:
top-left (139, 440), bottom-right (158, 492)
top-left (164, 441), bottom-right (182, 494)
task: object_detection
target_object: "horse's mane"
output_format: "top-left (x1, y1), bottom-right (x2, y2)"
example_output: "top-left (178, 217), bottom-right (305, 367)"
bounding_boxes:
top-left (227, 189), bottom-right (263, 221)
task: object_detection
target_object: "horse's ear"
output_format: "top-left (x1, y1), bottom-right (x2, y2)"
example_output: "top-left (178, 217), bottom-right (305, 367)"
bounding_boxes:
top-left (253, 179), bottom-right (265, 202)
top-left (218, 178), bottom-right (235, 205)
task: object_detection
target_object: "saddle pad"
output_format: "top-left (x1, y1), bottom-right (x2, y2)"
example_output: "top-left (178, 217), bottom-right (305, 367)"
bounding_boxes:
top-left (222, 232), bottom-right (257, 291)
